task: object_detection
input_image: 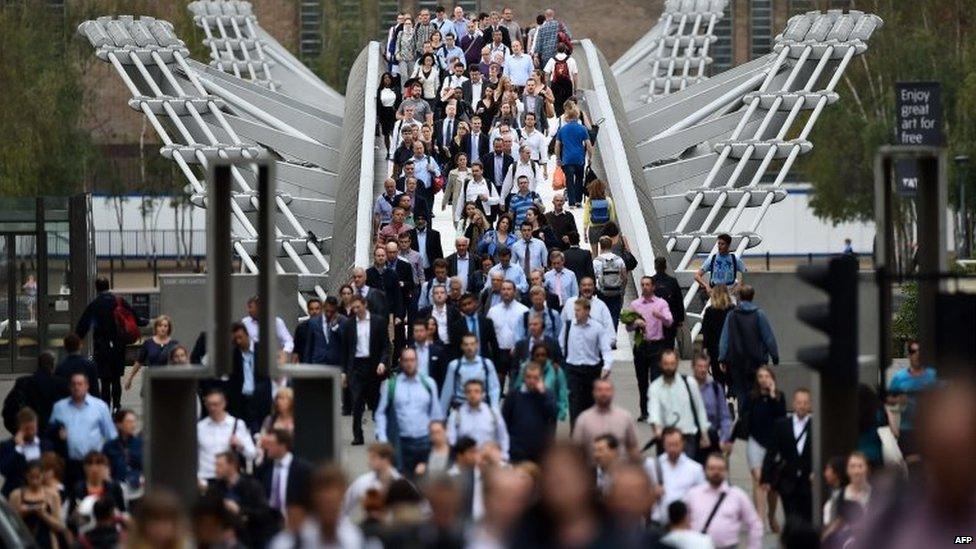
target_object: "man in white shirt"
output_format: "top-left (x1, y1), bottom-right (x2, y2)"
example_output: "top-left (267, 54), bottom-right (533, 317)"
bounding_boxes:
top-left (342, 443), bottom-right (401, 518)
top-left (502, 40), bottom-right (533, 88)
top-left (645, 427), bottom-right (705, 523)
top-left (648, 350), bottom-right (711, 459)
top-left (446, 379), bottom-right (509, 461)
top-left (242, 295), bottom-right (294, 364)
top-left (520, 112), bottom-right (547, 173)
top-left (197, 388), bottom-right (257, 482)
top-left (561, 277), bottom-right (616, 348)
top-left (500, 145), bottom-right (543, 197)
top-left (440, 62), bottom-right (469, 103)
top-left (486, 281), bottom-right (528, 392)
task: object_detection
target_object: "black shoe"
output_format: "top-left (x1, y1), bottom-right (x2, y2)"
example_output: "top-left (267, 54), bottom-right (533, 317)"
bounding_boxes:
top-left (341, 410), bottom-right (352, 417)
top-left (351, 437), bottom-right (365, 446)
top-left (637, 414), bottom-right (648, 422)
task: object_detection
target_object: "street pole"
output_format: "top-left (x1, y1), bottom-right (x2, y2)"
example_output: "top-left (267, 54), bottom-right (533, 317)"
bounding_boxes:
top-left (955, 155), bottom-right (969, 258)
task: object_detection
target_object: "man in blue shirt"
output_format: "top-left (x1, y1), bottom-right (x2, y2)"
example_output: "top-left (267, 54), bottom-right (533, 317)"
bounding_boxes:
top-left (511, 220), bottom-right (548, 278)
top-left (554, 104), bottom-right (592, 208)
top-left (376, 347), bottom-right (443, 477)
top-left (694, 233), bottom-right (746, 294)
top-left (437, 32), bottom-right (466, 70)
top-left (887, 340), bottom-right (937, 458)
top-left (487, 247), bottom-right (529, 294)
top-left (50, 372), bottom-right (117, 484)
top-left (441, 334), bottom-right (501, 411)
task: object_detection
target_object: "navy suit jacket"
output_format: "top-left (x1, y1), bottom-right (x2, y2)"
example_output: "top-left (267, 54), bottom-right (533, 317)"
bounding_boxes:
top-left (304, 315), bottom-right (344, 366)
top-left (0, 437), bottom-right (54, 496)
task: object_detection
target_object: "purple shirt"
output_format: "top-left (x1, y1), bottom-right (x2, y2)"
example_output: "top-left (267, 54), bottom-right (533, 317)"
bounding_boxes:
top-left (685, 482), bottom-right (763, 549)
top-left (628, 295), bottom-right (673, 342)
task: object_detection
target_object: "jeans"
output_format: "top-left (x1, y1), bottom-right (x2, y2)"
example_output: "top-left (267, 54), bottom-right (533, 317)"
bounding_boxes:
top-left (565, 364), bottom-right (602, 430)
top-left (398, 436), bottom-right (431, 478)
top-left (563, 163), bottom-right (585, 205)
top-left (600, 293), bottom-right (623, 332)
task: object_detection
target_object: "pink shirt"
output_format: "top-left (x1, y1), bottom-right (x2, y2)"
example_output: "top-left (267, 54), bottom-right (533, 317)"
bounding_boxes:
top-left (628, 295), bottom-right (673, 342)
top-left (684, 482), bottom-right (762, 549)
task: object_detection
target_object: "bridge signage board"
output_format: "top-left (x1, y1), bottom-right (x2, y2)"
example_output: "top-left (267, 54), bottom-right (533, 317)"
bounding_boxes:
top-left (896, 81), bottom-right (943, 147)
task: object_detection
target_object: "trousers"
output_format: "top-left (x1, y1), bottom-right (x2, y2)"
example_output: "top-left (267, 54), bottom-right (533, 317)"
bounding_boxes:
top-left (565, 364), bottom-right (602, 430)
top-left (634, 339), bottom-right (667, 417)
top-left (350, 359), bottom-right (381, 440)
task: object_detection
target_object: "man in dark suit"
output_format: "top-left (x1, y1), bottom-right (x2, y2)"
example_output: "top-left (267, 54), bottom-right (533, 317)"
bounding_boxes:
top-left (207, 451), bottom-right (275, 547)
top-left (563, 232), bottom-right (596, 285)
top-left (434, 103), bottom-right (462, 165)
top-left (409, 214), bottom-right (445, 280)
top-left (304, 297), bottom-right (344, 366)
top-left (460, 67), bottom-right (487, 108)
top-left (54, 333), bottom-right (100, 396)
top-left (481, 138), bottom-right (515, 198)
top-left (342, 296), bottom-right (392, 445)
top-left (0, 408), bottom-right (53, 497)
top-left (446, 237), bottom-right (479, 290)
top-left (228, 323), bottom-right (272, 435)
top-left (407, 320), bottom-right (452, 389)
top-left (513, 314), bottom-right (564, 367)
top-left (256, 429), bottom-right (313, 521)
top-left (461, 115), bottom-right (491, 164)
top-left (652, 256), bottom-right (686, 349)
top-left (2, 353), bottom-right (67, 434)
top-left (366, 246), bottom-right (409, 327)
top-left (417, 285), bottom-right (466, 357)
top-left (762, 388), bottom-right (814, 524)
top-left (467, 256), bottom-right (495, 297)
top-left (74, 277), bottom-right (149, 411)
top-left (350, 267), bottom-right (386, 317)
top-left (457, 293), bottom-right (499, 362)
top-left (291, 297), bottom-right (321, 363)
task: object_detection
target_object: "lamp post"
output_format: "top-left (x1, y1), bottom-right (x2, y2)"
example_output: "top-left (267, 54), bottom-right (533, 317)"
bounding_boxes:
top-left (955, 155), bottom-right (970, 258)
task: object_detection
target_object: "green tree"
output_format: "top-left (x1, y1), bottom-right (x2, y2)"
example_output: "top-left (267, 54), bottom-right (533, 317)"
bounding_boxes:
top-left (0, 3), bottom-right (96, 197)
top-left (801, 0), bottom-right (976, 258)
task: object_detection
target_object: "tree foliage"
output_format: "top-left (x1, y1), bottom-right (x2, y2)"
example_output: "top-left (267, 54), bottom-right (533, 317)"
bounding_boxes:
top-left (0, 4), bottom-right (95, 196)
top-left (801, 0), bottom-right (976, 229)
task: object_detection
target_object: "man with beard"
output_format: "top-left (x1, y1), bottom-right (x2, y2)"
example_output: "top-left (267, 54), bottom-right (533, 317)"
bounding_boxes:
top-left (685, 453), bottom-right (762, 549)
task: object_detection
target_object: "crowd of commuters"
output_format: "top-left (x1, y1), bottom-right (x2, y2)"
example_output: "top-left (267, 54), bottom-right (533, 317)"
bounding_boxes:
top-left (0, 4), bottom-right (965, 549)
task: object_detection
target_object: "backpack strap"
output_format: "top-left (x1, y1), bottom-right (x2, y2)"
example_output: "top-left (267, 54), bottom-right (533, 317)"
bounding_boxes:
top-left (562, 319), bottom-right (571, 357)
top-left (680, 374), bottom-right (703, 437)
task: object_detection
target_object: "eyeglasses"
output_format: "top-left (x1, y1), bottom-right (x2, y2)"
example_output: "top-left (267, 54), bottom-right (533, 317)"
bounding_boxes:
top-left (908, 348), bottom-right (919, 355)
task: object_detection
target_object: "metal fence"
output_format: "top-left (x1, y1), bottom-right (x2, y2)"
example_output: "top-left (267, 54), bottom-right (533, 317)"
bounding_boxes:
top-left (47, 230), bottom-right (207, 259)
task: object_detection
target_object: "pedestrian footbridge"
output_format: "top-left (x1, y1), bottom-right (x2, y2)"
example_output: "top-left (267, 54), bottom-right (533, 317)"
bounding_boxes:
top-left (78, 0), bottom-right (882, 342)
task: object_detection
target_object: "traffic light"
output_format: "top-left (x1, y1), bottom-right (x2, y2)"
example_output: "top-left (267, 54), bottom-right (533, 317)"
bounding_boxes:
top-left (796, 255), bottom-right (859, 383)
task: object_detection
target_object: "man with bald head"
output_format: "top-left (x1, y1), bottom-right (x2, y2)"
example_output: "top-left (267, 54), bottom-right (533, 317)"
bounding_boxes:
top-left (350, 267), bottom-right (385, 317)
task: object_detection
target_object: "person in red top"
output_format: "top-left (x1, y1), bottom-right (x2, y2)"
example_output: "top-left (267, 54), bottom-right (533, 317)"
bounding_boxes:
top-left (377, 207), bottom-right (410, 246)
top-left (625, 276), bottom-right (673, 421)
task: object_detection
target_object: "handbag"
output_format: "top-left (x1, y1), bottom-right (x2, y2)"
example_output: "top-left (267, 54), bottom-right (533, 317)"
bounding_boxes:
top-left (552, 166), bottom-right (566, 190)
top-left (588, 118), bottom-right (604, 143)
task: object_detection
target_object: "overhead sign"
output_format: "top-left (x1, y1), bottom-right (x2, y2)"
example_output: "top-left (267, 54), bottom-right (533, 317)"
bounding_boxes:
top-left (896, 82), bottom-right (942, 146)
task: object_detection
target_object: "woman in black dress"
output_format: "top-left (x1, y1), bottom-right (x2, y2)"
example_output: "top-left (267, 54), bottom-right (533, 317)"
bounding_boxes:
top-left (123, 314), bottom-right (178, 391)
top-left (741, 366), bottom-right (786, 533)
top-left (701, 284), bottom-right (733, 389)
top-left (376, 72), bottom-right (401, 155)
top-left (11, 461), bottom-right (64, 548)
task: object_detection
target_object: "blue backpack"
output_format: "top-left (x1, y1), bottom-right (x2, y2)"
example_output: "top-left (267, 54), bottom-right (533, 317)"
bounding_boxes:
top-left (590, 198), bottom-right (610, 224)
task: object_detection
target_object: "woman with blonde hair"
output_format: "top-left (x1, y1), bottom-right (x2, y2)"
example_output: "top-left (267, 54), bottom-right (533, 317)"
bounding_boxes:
top-left (124, 314), bottom-right (178, 391)
top-left (701, 284), bottom-right (734, 387)
top-left (463, 206), bottom-right (490, 245)
top-left (582, 179), bottom-right (616, 255)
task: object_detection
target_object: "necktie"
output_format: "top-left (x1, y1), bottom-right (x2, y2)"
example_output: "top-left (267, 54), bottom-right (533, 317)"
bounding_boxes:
top-left (471, 134), bottom-right (478, 160)
top-left (523, 241), bottom-right (531, 274)
top-left (445, 119), bottom-right (453, 144)
top-left (555, 270), bottom-right (564, 303)
top-left (468, 316), bottom-right (477, 337)
top-left (270, 464), bottom-right (282, 510)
